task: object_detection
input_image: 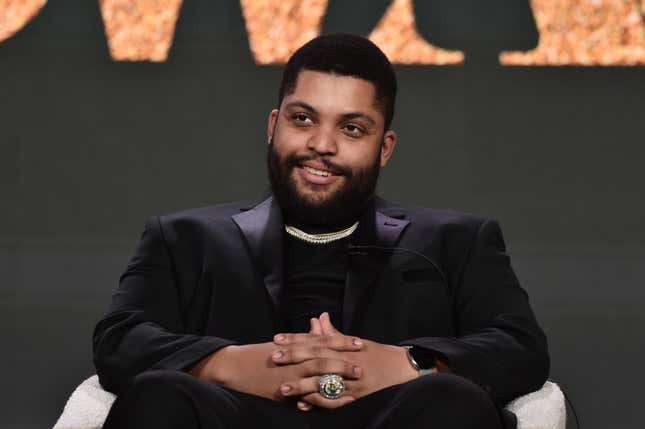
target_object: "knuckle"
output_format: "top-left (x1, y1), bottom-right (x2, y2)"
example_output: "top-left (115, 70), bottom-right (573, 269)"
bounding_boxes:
top-left (302, 360), bottom-right (315, 374)
top-left (291, 334), bottom-right (303, 344)
top-left (327, 360), bottom-right (342, 374)
top-left (343, 362), bottom-right (355, 377)
top-left (332, 335), bottom-right (350, 350)
top-left (338, 335), bottom-right (350, 346)
top-left (326, 335), bottom-right (340, 348)
top-left (294, 347), bottom-right (306, 362)
top-left (304, 359), bottom-right (317, 374)
top-left (306, 377), bottom-right (318, 394)
top-left (292, 380), bottom-right (304, 395)
top-left (315, 359), bottom-right (326, 373)
top-left (330, 360), bottom-right (344, 374)
top-left (311, 345), bottom-right (323, 357)
top-left (283, 348), bottom-right (293, 361)
top-left (296, 361), bottom-right (310, 377)
top-left (303, 393), bottom-right (319, 405)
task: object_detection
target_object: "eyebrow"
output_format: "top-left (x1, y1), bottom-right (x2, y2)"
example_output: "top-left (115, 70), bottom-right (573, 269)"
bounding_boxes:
top-left (284, 101), bottom-right (317, 113)
top-left (341, 112), bottom-right (376, 127)
top-left (284, 101), bottom-right (376, 127)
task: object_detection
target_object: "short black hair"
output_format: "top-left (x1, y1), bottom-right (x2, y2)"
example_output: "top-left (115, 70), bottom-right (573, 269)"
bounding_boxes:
top-left (278, 33), bottom-right (397, 130)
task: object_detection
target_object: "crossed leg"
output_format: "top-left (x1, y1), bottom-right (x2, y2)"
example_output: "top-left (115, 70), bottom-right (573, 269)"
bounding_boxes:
top-left (103, 370), bottom-right (513, 429)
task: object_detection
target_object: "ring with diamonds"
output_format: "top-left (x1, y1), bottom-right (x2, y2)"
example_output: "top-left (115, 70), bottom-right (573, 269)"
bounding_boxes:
top-left (318, 374), bottom-right (345, 399)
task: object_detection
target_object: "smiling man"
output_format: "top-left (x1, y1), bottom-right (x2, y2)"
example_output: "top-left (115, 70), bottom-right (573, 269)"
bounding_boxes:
top-left (94, 34), bottom-right (549, 429)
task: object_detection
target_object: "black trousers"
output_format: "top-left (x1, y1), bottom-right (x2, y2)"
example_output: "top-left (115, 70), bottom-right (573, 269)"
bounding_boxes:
top-left (104, 370), bottom-right (516, 429)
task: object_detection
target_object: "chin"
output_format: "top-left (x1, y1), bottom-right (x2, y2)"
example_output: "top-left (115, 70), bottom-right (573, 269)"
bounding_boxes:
top-left (295, 188), bottom-right (336, 207)
top-left (293, 180), bottom-right (342, 204)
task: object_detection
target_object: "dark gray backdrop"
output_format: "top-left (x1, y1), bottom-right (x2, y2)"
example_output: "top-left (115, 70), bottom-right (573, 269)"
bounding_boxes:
top-left (1, 1), bottom-right (643, 428)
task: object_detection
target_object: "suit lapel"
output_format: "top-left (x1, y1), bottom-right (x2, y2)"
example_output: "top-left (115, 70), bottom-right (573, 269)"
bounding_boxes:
top-left (342, 204), bottom-right (410, 333)
top-left (231, 196), bottom-right (284, 312)
top-left (231, 194), bottom-right (410, 332)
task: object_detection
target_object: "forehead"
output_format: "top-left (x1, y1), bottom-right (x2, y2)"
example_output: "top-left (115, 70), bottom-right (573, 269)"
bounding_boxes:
top-left (284, 70), bottom-right (382, 120)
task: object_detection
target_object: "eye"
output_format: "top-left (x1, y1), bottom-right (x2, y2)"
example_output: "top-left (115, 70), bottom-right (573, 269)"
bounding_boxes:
top-left (343, 123), bottom-right (365, 137)
top-left (293, 113), bottom-right (313, 125)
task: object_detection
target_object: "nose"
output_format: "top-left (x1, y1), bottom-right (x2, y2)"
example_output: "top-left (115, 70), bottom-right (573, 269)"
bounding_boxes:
top-left (306, 126), bottom-right (337, 156)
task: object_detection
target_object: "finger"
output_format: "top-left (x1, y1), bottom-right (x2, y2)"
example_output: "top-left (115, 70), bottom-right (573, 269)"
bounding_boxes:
top-left (319, 312), bottom-right (341, 335)
top-left (280, 376), bottom-right (359, 398)
top-left (309, 318), bottom-right (323, 336)
top-left (273, 332), bottom-right (363, 351)
top-left (273, 344), bottom-right (343, 365)
top-left (297, 401), bottom-right (313, 411)
top-left (300, 358), bottom-right (362, 379)
top-left (301, 392), bottom-right (356, 409)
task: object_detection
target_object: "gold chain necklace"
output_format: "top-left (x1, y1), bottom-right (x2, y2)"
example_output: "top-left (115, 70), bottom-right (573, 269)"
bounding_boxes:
top-left (284, 222), bottom-right (359, 245)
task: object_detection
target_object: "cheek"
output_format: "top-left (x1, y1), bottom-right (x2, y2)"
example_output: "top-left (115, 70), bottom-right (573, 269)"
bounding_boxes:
top-left (271, 136), bottom-right (299, 163)
top-left (342, 146), bottom-right (380, 170)
top-left (274, 124), bottom-right (310, 150)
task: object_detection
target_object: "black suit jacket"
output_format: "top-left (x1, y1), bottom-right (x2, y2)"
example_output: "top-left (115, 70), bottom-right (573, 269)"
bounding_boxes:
top-left (93, 195), bottom-right (549, 404)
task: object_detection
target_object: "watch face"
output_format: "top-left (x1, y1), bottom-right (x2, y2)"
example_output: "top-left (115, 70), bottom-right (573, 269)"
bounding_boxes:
top-left (410, 347), bottom-right (435, 370)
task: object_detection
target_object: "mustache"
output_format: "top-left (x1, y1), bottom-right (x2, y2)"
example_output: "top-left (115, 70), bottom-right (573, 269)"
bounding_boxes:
top-left (285, 154), bottom-right (353, 178)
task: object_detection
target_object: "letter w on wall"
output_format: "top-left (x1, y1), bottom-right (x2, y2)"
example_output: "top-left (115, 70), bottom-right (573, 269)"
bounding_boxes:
top-left (1, 0), bottom-right (643, 65)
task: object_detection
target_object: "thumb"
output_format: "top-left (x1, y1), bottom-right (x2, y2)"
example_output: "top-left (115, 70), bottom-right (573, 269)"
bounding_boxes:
top-left (319, 312), bottom-right (340, 335)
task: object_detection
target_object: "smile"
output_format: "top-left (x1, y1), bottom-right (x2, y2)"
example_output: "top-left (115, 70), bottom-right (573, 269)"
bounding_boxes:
top-left (296, 164), bottom-right (341, 185)
top-left (303, 165), bottom-right (333, 177)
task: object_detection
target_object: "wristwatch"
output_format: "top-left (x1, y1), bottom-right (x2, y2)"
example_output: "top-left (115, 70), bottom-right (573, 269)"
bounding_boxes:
top-left (403, 345), bottom-right (437, 376)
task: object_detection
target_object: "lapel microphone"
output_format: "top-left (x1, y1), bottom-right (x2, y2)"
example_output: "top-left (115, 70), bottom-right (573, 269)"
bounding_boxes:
top-left (347, 244), bottom-right (449, 293)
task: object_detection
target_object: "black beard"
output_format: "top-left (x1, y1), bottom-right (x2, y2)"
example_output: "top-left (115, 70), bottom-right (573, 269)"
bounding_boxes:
top-left (267, 140), bottom-right (380, 230)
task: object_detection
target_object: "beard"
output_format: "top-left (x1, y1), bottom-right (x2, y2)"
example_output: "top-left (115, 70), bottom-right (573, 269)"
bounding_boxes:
top-left (267, 139), bottom-right (380, 229)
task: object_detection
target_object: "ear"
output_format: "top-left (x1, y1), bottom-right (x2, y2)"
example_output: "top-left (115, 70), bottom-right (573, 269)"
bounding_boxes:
top-left (379, 129), bottom-right (397, 167)
top-left (267, 109), bottom-right (279, 144)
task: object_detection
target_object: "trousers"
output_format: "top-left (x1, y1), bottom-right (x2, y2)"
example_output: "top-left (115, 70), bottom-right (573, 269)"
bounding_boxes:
top-left (103, 370), bottom-right (516, 429)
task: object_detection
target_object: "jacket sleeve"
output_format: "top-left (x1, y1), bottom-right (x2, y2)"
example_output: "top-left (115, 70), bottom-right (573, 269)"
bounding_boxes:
top-left (397, 219), bottom-right (549, 404)
top-left (92, 216), bottom-right (237, 394)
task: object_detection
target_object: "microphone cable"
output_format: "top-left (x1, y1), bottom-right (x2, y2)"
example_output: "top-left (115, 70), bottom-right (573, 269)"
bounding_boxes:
top-left (349, 244), bottom-right (581, 429)
top-left (347, 244), bottom-right (449, 294)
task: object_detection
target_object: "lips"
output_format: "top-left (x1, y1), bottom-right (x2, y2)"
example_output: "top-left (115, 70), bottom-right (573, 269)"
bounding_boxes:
top-left (300, 161), bottom-right (340, 176)
top-left (296, 163), bottom-right (341, 185)
top-left (302, 165), bottom-right (334, 177)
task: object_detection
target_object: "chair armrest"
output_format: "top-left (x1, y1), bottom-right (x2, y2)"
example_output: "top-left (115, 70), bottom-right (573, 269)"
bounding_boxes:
top-left (53, 375), bottom-right (116, 429)
top-left (505, 381), bottom-right (566, 429)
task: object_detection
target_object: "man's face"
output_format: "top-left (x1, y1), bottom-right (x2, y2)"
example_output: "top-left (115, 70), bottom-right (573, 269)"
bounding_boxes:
top-left (267, 70), bottom-right (396, 227)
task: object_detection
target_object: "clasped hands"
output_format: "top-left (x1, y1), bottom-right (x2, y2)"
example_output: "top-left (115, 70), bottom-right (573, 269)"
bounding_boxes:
top-left (191, 312), bottom-right (419, 410)
top-left (269, 312), bottom-right (418, 411)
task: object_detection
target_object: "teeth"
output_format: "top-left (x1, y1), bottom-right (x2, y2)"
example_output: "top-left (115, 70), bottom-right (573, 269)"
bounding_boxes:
top-left (303, 166), bottom-right (331, 177)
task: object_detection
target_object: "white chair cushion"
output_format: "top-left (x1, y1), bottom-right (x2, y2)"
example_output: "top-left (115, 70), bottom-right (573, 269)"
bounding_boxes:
top-left (53, 376), bottom-right (116, 429)
top-left (507, 381), bottom-right (566, 429)
top-left (53, 375), bottom-right (565, 429)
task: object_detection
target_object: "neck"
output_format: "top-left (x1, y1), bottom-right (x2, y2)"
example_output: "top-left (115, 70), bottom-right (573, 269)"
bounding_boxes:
top-left (284, 217), bottom-right (358, 235)
top-left (279, 194), bottom-right (376, 234)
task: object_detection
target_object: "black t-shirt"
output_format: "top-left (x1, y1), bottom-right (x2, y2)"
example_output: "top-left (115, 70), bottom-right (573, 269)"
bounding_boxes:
top-left (282, 232), bottom-right (350, 333)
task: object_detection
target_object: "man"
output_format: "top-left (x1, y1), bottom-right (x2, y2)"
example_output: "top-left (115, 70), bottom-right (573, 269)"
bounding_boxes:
top-left (94, 34), bottom-right (549, 428)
